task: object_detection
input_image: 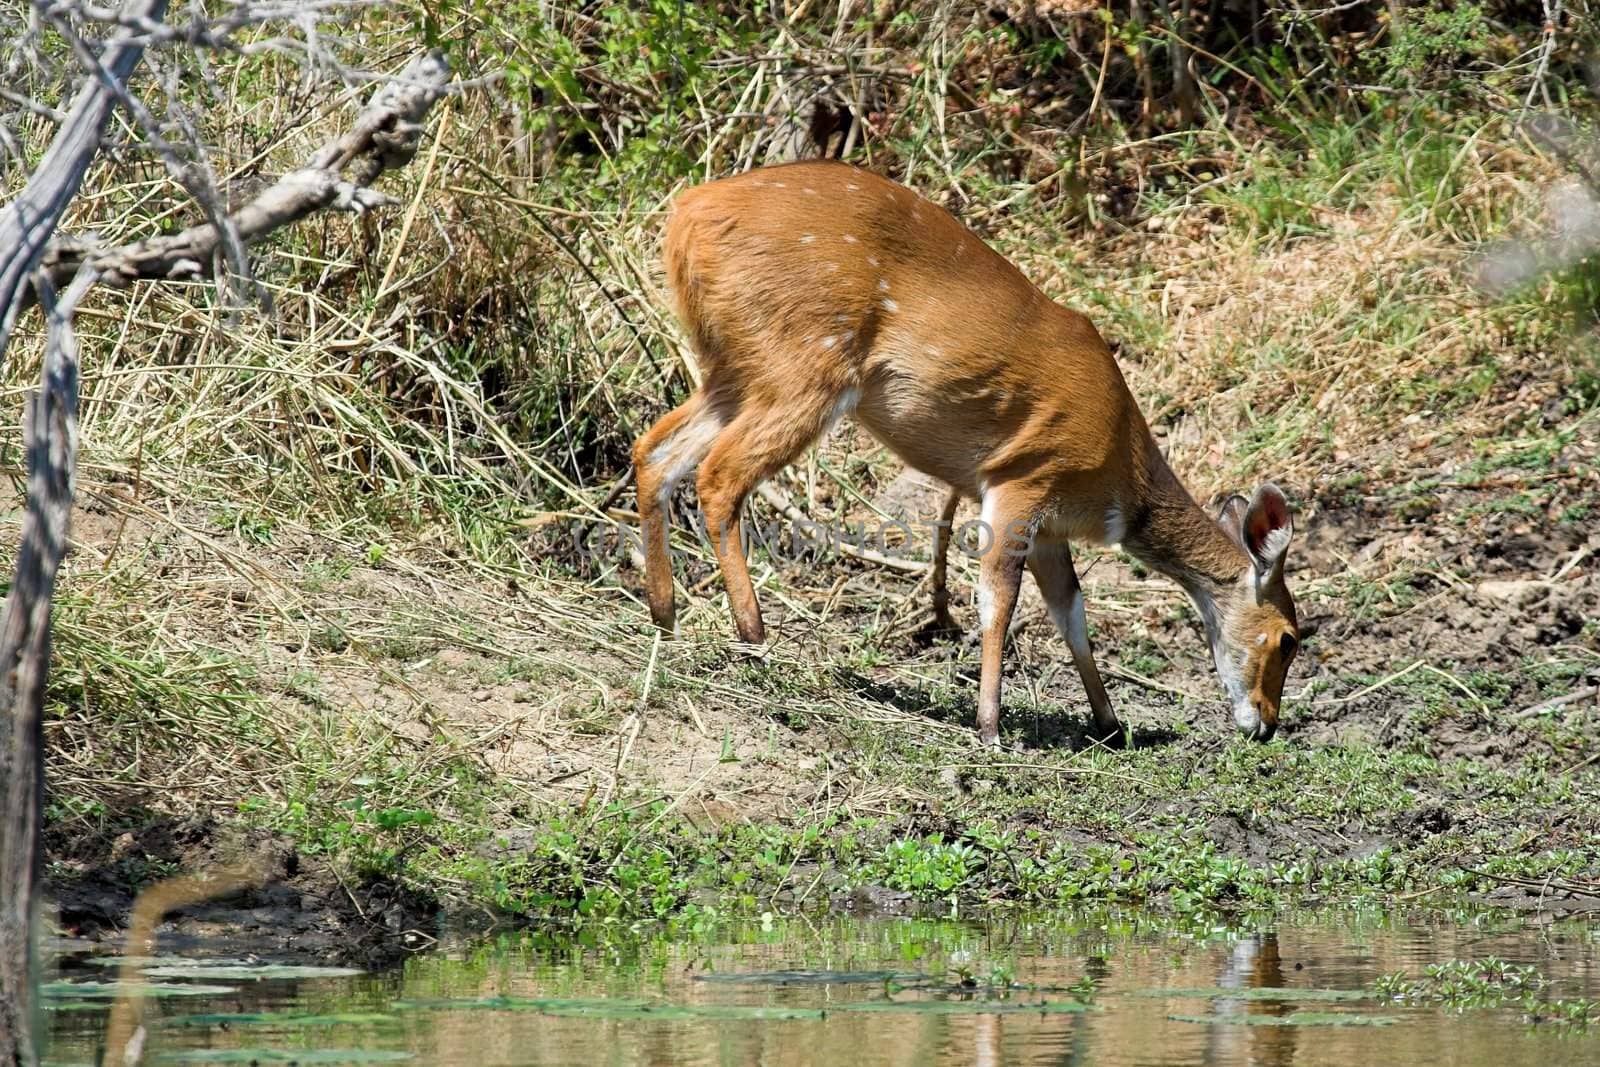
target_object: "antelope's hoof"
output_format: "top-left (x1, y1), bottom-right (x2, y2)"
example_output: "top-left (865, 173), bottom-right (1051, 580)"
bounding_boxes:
top-left (912, 612), bottom-right (962, 647)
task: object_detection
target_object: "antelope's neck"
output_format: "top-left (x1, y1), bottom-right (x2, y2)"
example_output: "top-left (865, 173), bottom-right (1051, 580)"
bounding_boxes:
top-left (1121, 439), bottom-right (1249, 597)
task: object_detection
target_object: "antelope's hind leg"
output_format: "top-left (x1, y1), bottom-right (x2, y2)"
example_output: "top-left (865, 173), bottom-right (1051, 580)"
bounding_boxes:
top-left (633, 395), bottom-right (722, 633)
top-left (695, 394), bottom-right (839, 644)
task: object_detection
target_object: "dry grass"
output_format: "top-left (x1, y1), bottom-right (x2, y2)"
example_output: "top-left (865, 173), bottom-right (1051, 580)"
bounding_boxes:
top-left (3, 3), bottom-right (1597, 888)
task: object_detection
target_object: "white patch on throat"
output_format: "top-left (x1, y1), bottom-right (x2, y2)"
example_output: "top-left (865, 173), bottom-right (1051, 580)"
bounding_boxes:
top-left (1188, 580), bottom-right (1250, 714)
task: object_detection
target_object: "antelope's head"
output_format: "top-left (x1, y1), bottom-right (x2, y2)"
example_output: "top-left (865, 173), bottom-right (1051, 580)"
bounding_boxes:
top-left (1202, 484), bottom-right (1300, 740)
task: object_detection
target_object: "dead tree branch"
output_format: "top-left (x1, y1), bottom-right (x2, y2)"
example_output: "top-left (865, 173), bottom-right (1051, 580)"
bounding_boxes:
top-left (37, 50), bottom-right (450, 293)
top-left (0, 0), bottom-right (169, 358)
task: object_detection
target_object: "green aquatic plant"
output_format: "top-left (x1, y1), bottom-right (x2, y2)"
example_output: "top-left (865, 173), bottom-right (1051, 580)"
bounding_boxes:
top-left (1374, 957), bottom-right (1598, 1028)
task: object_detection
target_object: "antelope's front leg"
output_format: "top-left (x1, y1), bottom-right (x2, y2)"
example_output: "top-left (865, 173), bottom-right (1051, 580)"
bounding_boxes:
top-left (973, 486), bottom-right (1037, 746)
top-left (1029, 538), bottom-right (1121, 740)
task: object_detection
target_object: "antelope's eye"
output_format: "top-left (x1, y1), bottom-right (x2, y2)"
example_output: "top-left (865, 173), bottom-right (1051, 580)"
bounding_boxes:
top-left (1280, 633), bottom-right (1299, 659)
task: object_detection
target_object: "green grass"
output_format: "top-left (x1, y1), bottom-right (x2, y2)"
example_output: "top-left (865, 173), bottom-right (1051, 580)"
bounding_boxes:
top-left (9, 0), bottom-right (1599, 945)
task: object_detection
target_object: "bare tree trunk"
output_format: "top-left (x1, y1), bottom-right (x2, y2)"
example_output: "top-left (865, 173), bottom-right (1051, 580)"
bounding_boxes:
top-left (0, 7), bottom-right (166, 1061)
top-left (0, 268), bottom-right (94, 1067)
top-left (1155, 0), bottom-right (1198, 126)
top-left (0, 8), bottom-right (446, 1057)
top-left (1130, 0), bottom-right (1155, 131)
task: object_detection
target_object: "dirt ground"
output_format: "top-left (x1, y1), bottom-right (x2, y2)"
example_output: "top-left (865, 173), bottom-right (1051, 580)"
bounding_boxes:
top-left (39, 389), bottom-right (1600, 961)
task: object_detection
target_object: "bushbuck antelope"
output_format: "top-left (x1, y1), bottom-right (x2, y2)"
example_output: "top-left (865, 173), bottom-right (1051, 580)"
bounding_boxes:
top-left (633, 161), bottom-right (1299, 745)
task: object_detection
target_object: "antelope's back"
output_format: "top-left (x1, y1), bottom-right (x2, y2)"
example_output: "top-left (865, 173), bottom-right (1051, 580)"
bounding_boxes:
top-left (662, 162), bottom-right (1044, 367)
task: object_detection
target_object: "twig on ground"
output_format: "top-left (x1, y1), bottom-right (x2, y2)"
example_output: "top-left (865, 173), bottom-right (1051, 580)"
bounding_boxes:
top-left (1513, 686), bottom-right (1598, 720)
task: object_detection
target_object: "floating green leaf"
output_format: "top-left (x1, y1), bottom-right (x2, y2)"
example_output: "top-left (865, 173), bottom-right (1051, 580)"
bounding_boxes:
top-left (162, 1011), bottom-right (399, 1028)
top-left (156, 1051), bottom-right (413, 1064)
top-left (82, 956), bottom-right (256, 969)
top-left (39, 981), bottom-right (240, 999)
top-left (833, 1000), bottom-right (1091, 1015)
top-left (694, 970), bottom-right (914, 986)
top-left (393, 996), bottom-right (651, 1014)
top-left (1167, 1011), bottom-right (1400, 1027)
top-left (1134, 987), bottom-right (1373, 1002)
top-left (393, 996), bottom-right (818, 1020)
top-left (142, 964), bottom-right (366, 980)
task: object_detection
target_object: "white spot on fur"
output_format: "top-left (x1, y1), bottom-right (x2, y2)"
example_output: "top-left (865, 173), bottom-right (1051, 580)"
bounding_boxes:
top-left (1047, 590), bottom-right (1089, 652)
top-left (1256, 632), bottom-right (1268, 646)
top-left (840, 329), bottom-right (855, 343)
top-left (820, 335), bottom-right (838, 350)
top-left (650, 416), bottom-right (722, 505)
top-left (866, 255), bottom-right (880, 267)
top-left (842, 234), bottom-right (858, 244)
top-left (824, 262), bottom-right (840, 272)
top-left (846, 183), bottom-right (860, 191)
top-left (1103, 505), bottom-right (1125, 545)
top-left (804, 187), bottom-right (817, 195)
top-left (822, 388), bottom-right (860, 436)
top-left (881, 298), bottom-right (899, 312)
top-left (799, 234), bottom-right (816, 244)
top-left (978, 576), bottom-right (997, 630)
top-left (773, 181), bottom-right (786, 188)
top-left (835, 313), bottom-right (850, 323)
top-left (878, 278), bottom-right (890, 292)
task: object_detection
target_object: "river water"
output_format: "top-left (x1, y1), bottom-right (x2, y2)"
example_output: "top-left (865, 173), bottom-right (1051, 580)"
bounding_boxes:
top-left (43, 909), bottom-right (1600, 1065)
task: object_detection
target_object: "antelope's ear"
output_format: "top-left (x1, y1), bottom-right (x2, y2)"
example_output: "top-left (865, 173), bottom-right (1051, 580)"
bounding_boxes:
top-left (1216, 494), bottom-right (1250, 546)
top-left (1243, 483), bottom-right (1293, 579)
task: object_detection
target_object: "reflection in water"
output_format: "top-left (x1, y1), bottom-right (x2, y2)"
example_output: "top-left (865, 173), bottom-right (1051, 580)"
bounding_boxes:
top-left (1209, 934), bottom-right (1296, 1067)
top-left (43, 912), bottom-right (1600, 1067)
